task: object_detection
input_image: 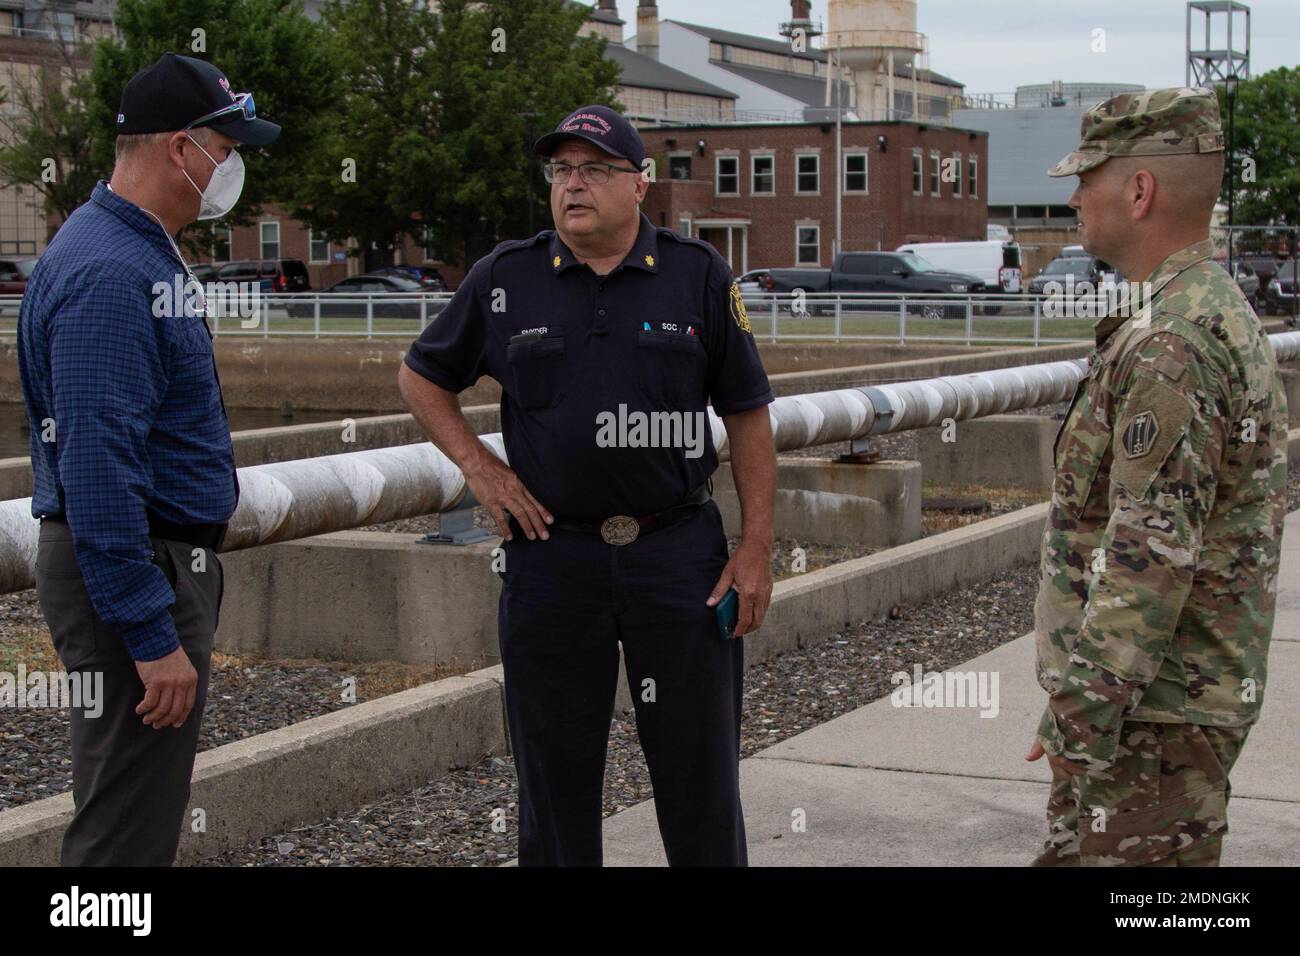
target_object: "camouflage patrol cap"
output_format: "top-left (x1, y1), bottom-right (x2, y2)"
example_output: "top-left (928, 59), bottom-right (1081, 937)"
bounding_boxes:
top-left (1047, 87), bottom-right (1225, 178)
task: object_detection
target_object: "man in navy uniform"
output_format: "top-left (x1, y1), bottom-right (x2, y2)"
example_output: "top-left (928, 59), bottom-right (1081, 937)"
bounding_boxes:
top-left (398, 105), bottom-right (776, 866)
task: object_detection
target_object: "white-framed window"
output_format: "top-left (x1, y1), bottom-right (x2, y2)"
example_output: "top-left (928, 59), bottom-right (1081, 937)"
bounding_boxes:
top-left (210, 224), bottom-right (231, 261)
top-left (751, 154), bottom-right (774, 195)
top-left (929, 150), bottom-right (941, 196)
top-left (796, 153), bottom-right (819, 194)
top-left (678, 217), bottom-right (692, 237)
top-left (796, 224), bottom-right (820, 265)
top-left (968, 154), bottom-right (979, 198)
top-left (716, 155), bottom-right (739, 195)
top-left (422, 225), bottom-right (436, 263)
top-left (951, 152), bottom-right (963, 198)
top-left (308, 227), bottom-right (329, 264)
top-left (912, 149), bottom-right (923, 194)
top-left (844, 152), bottom-right (868, 193)
top-left (259, 221), bottom-right (280, 260)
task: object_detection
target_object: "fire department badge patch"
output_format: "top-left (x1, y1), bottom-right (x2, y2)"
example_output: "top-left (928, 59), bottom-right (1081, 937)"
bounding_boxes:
top-left (729, 281), bottom-right (751, 333)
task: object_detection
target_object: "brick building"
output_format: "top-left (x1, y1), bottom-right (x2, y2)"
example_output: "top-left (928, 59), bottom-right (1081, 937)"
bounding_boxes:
top-left (638, 120), bottom-right (988, 275)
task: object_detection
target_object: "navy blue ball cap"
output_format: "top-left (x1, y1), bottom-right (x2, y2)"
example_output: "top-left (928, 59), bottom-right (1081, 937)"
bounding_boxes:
top-left (534, 105), bottom-right (645, 169)
top-left (116, 52), bottom-right (281, 146)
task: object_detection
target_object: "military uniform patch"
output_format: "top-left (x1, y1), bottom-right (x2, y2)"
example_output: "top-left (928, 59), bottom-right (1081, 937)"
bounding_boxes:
top-left (1110, 373), bottom-right (1195, 500)
top-left (729, 281), bottom-right (751, 333)
top-left (1122, 410), bottom-right (1159, 458)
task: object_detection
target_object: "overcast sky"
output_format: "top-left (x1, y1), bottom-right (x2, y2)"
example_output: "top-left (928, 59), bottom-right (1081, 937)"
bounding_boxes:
top-left (608, 0), bottom-right (1296, 94)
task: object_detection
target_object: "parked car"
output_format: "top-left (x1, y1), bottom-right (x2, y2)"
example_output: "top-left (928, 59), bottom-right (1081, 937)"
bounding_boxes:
top-left (736, 268), bottom-right (775, 309)
top-left (1218, 259), bottom-right (1260, 310)
top-left (285, 273), bottom-right (441, 320)
top-left (189, 263), bottom-right (219, 283)
top-left (1238, 254), bottom-right (1281, 288)
top-left (767, 251), bottom-right (985, 319)
top-left (0, 257), bottom-right (38, 295)
top-left (1265, 260), bottom-right (1299, 318)
top-left (371, 265), bottom-right (449, 291)
top-left (894, 240), bottom-right (1023, 294)
top-left (215, 258), bottom-right (311, 293)
top-left (1027, 256), bottom-right (1110, 297)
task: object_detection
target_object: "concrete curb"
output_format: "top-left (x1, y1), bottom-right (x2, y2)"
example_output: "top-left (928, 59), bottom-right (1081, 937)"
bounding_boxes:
top-left (0, 670), bottom-right (505, 866)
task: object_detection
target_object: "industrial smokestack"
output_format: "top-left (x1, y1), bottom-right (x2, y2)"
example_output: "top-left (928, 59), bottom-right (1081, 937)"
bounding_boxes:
top-left (637, 1), bottom-right (660, 61)
top-left (792, 0), bottom-right (812, 19)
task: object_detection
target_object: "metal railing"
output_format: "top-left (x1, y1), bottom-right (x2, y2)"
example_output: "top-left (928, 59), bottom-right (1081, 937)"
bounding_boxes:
top-left (3, 290), bottom-right (1292, 346)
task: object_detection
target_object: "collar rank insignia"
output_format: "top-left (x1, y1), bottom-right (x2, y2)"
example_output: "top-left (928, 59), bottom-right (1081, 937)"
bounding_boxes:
top-left (553, 255), bottom-right (562, 269)
top-left (644, 254), bottom-right (655, 267)
top-left (1122, 410), bottom-right (1159, 459)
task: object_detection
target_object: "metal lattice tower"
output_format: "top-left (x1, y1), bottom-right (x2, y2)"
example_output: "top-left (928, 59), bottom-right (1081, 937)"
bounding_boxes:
top-left (1187, 1), bottom-right (1251, 87)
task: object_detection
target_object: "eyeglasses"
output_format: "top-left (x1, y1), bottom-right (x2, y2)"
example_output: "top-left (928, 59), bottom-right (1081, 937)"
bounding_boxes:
top-left (542, 161), bottom-right (642, 186)
top-left (186, 92), bottom-right (255, 130)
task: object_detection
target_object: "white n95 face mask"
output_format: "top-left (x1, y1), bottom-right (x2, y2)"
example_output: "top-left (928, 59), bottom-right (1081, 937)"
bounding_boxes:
top-left (183, 135), bottom-right (245, 221)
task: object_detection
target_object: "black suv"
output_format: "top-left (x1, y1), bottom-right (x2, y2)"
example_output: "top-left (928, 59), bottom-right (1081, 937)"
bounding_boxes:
top-left (215, 259), bottom-right (311, 293)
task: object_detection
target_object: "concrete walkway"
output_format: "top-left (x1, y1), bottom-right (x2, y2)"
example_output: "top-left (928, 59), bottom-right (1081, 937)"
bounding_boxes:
top-left (602, 511), bottom-right (1300, 866)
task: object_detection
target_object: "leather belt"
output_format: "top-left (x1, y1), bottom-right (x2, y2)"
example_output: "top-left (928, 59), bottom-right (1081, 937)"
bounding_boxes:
top-left (549, 481), bottom-right (712, 545)
top-left (42, 513), bottom-right (227, 551)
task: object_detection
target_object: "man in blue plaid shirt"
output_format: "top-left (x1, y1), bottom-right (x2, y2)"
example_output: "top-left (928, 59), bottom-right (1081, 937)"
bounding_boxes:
top-left (17, 53), bottom-right (279, 866)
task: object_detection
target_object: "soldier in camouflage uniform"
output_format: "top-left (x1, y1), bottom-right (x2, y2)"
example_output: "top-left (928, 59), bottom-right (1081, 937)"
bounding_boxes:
top-left (1027, 88), bottom-right (1289, 866)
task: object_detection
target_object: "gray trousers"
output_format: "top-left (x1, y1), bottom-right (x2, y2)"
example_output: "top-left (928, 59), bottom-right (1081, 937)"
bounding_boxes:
top-left (34, 519), bottom-right (223, 866)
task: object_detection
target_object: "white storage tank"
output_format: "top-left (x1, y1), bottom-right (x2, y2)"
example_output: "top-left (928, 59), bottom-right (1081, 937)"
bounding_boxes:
top-left (827, 0), bottom-right (926, 121)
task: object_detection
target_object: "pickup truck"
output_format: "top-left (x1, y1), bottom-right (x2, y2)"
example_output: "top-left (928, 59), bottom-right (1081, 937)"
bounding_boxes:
top-left (764, 251), bottom-right (986, 319)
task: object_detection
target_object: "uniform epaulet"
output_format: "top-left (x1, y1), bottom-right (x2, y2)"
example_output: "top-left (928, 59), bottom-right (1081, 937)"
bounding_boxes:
top-left (489, 231), bottom-right (550, 263)
top-left (656, 228), bottom-right (716, 257)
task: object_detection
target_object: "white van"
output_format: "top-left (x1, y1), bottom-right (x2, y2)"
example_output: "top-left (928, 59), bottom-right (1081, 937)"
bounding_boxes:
top-left (895, 240), bottom-right (1023, 293)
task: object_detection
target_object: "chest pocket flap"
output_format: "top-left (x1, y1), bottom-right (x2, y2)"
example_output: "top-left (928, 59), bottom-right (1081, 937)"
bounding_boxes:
top-left (506, 333), bottom-right (566, 410)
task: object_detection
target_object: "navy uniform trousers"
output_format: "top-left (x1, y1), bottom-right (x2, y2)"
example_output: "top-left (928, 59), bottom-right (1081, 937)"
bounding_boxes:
top-left (498, 498), bottom-right (747, 866)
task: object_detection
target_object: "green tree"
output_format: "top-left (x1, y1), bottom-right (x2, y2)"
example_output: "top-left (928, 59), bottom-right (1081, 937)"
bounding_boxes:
top-left (0, 40), bottom-right (102, 232)
top-left (286, 0), bottom-right (439, 271)
top-left (1219, 67), bottom-right (1300, 230)
top-left (88, 0), bottom-right (341, 250)
top-left (392, 0), bottom-right (620, 266)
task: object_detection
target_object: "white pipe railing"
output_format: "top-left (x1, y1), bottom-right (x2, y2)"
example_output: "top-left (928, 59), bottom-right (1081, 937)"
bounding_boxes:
top-left (2, 331), bottom-right (1299, 594)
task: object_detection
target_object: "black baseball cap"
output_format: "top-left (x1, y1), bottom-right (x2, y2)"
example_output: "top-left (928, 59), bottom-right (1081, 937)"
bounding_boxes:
top-left (116, 52), bottom-right (281, 146)
top-left (533, 105), bottom-right (645, 169)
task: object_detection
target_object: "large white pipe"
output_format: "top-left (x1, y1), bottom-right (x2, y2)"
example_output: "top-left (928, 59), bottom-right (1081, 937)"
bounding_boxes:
top-left (3, 331), bottom-right (1298, 594)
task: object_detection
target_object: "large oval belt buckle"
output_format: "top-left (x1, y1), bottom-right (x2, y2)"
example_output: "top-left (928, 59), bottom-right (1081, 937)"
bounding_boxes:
top-left (600, 515), bottom-right (639, 545)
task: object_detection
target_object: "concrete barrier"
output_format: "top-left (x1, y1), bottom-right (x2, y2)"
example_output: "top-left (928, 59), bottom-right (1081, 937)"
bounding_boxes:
top-left (715, 458), bottom-right (922, 547)
top-left (214, 459), bottom-right (921, 664)
top-left (917, 415), bottom-right (1060, 492)
top-left (215, 533), bottom-right (503, 668)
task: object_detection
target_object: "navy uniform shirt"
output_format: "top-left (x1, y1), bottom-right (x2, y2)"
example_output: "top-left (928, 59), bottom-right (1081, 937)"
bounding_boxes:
top-left (404, 212), bottom-right (774, 521)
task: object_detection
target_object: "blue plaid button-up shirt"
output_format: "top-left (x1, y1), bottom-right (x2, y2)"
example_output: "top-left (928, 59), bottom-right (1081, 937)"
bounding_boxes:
top-left (18, 180), bottom-right (238, 661)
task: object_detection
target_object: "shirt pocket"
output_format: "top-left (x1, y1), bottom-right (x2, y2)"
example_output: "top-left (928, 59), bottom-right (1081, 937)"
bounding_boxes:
top-left (637, 329), bottom-right (704, 406)
top-left (505, 334), bottom-right (567, 410)
top-left (169, 318), bottom-right (218, 407)
top-left (1052, 384), bottom-right (1109, 519)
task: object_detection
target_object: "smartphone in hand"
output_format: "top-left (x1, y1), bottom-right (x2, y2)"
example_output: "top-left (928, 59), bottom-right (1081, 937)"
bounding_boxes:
top-left (715, 587), bottom-right (740, 640)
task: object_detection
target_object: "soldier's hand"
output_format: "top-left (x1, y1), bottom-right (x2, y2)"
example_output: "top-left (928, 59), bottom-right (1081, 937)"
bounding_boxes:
top-left (135, 646), bottom-right (198, 729)
top-left (462, 452), bottom-right (552, 541)
top-left (1026, 739), bottom-right (1087, 777)
top-left (707, 540), bottom-right (772, 637)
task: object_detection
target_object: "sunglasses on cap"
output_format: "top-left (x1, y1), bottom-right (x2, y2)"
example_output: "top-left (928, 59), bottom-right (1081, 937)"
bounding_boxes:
top-left (184, 91), bottom-right (255, 130)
